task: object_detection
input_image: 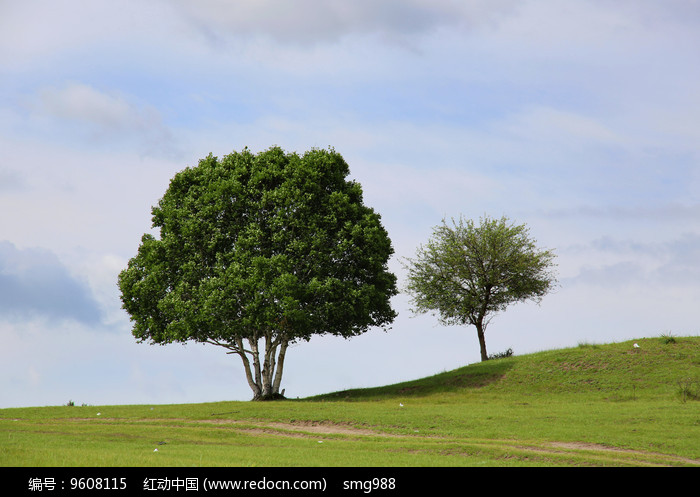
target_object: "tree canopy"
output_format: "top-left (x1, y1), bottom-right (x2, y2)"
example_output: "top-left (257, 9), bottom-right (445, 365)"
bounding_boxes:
top-left (118, 146), bottom-right (398, 399)
top-left (403, 215), bottom-right (557, 361)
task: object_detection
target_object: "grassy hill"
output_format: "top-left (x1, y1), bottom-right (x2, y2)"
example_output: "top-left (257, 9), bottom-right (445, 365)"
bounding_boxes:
top-left (315, 334), bottom-right (700, 401)
top-left (1, 336), bottom-right (699, 467)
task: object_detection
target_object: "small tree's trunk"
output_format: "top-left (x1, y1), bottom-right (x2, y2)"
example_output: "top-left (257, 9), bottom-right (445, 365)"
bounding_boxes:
top-left (476, 290), bottom-right (491, 362)
top-left (475, 320), bottom-right (488, 362)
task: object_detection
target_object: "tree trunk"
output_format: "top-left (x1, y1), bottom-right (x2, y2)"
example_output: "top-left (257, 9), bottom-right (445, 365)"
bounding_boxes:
top-left (235, 339), bottom-right (261, 399)
top-left (250, 338), bottom-right (263, 396)
top-left (475, 320), bottom-right (488, 362)
top-left (210, 335), bottom-right (289, 401)
top-left (272, 337), bottom-right (289, 394)
top-left (261, 334), bottom-right (274, 399)
top-left (476, 291), bottom-right (491, 361)
top-left (236, 334), bottom-right (289, 401)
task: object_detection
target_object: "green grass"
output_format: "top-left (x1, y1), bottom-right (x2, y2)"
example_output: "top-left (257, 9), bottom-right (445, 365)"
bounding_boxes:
top-left (2, 336), bottom-right (699, 467)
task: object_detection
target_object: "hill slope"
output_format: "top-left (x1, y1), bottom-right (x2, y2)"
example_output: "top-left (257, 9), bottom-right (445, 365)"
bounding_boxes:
top-left (312, 335), bottom-right (700, 400)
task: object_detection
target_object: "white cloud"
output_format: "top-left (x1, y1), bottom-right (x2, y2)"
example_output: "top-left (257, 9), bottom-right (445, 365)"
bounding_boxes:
top-left (0, 0), bottom-right (186, 69)
top-left (0, 135), bottom-right (182, 255)
top-left (0, 168), bottom-right (25, 192)
top-left (555, 230), bottom-right (700, 290)
top-left (39, 83), bottom-right (141, 132)
top-left (34, 82), bottom-right (178, 157)
top-left (171, 0), bottom-right (519, 46)
top-left (495, 106), bottom-right (625, 148)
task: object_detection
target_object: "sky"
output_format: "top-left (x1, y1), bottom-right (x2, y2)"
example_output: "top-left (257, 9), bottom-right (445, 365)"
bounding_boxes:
top-left (2, 0), bottom-right (699, 408)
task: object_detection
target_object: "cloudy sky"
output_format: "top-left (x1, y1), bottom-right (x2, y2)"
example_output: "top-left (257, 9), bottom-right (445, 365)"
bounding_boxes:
top-left (2, 0), bottom-right (699, 408)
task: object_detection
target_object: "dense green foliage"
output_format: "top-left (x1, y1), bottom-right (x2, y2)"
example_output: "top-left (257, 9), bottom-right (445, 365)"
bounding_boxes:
top-left (403, 215), bottom-right (557, 361)
top-left (2, 337), bottom-right (698, 467)
top-left (118, 146), bottom-right (397, 399)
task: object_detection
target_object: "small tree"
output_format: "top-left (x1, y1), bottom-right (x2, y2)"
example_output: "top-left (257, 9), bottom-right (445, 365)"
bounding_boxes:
top-left (403, 215), bottom-right (556, 361)
top-left (118, 146), bottom-right (397, 400)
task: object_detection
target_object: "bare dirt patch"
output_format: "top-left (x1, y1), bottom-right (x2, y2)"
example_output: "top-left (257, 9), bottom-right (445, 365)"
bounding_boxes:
top-left (195, 418), bottom-right (387, 437)
top-left (547, 441), bottom-right (700, 466)
top-left (265, 421), bottom-right (381, 436)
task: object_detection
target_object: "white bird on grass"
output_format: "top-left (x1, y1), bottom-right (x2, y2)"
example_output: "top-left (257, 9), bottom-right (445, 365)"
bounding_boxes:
top-left (633, 343), bottom-right (640, 348)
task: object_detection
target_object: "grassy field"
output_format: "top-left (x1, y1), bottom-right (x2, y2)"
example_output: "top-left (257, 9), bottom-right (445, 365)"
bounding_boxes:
top-left (2, 336), bottom-right (699, 467)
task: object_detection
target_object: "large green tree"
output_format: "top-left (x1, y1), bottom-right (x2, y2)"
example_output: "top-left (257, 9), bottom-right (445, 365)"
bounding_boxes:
top-left (403, 215), bottom-right (556, 362)
top-left (118, 146), bottom-right (397, 400)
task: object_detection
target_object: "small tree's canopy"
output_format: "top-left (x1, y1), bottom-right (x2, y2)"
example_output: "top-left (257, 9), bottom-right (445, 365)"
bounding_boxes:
top-left (403, 215), bottom-right (557, 361)
top-left (118, 146), bottom-right (397, 399)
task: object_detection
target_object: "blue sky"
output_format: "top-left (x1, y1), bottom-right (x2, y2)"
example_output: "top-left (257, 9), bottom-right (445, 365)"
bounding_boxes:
top-left (2, 0), bottom-right (699, 408)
